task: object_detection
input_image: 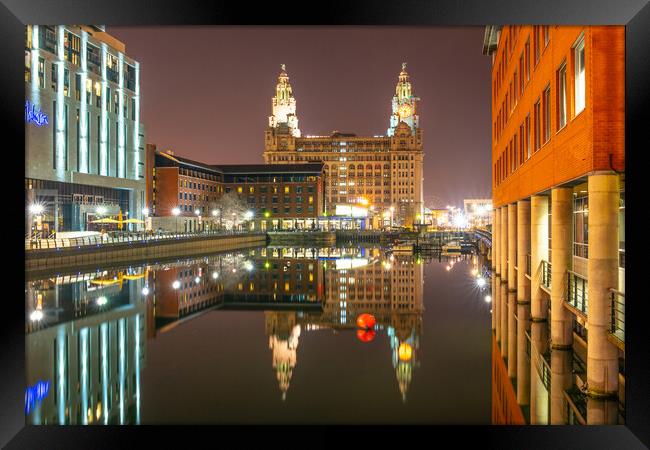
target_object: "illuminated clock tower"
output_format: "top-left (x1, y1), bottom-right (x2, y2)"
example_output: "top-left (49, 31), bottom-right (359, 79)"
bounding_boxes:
top-left (387, 63), bottom-right (420, 136)
top-left (268, 64), bottom-right (301, 138)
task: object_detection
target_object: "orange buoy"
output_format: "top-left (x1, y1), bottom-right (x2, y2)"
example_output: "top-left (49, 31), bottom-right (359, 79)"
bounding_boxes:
top-left (356, 313), bottom-right (376, 330)
top-left (357, 328), bottom-right (376, 343)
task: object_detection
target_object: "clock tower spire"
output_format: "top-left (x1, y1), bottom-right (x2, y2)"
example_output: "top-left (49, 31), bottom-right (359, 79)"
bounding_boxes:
top-left (268, 64), bottom-right (301, 138)
top-left (387, 62), bottom-right (420, 136)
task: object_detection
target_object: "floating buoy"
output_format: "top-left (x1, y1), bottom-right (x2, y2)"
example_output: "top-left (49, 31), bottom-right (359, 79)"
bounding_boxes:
top-left (357, 328), bottom-right (376, 343)
top-left (356, 313), bottom-right (376, 330)
top-left (398, 342), bottom-right (413, 361)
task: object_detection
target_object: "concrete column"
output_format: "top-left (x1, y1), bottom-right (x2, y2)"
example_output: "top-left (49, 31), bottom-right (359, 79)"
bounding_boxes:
top-left (516, 200), bottom-right (531, 406)
top-left (587, 397), bottom-right (619, 425)
top-left (517, 200), bottom-right (531, 302)
top-left (494, 208), bottom-right (501, 276)
top-left (530, 195), bottom-right (549, 320)
top-left (508, 204), bottom-right (517, 291)
top-left (529, 321), bottom-right (549, 424)
top-left (501, 281), bottom-right (508, 358)
top-left (491, 273), bottom-right (497, 331)
top-left (550, 188), bottom-right (573, 349)
top-left (587, 173), bottom-right (620, 398)
top-left (507, 204), bottom-right (518, 377)
top-left (550, 348), bottom-right (573, 424)
top-left (508, 291), bottom-right (517, 378)
top-left (493, 208), bottom-right (501, 341)
top-left (517, 304), bottom-right (531, 406)
top-left (500, 207), bottom-right (508, 358)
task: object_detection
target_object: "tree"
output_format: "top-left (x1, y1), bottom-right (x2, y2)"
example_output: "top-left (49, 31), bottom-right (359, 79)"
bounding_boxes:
top-left (215, 191), bottom-right (248, 230)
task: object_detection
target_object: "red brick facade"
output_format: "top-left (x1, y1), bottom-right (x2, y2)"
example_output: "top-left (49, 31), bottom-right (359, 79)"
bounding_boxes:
top-left (490, 26), bottom-right (624, 207)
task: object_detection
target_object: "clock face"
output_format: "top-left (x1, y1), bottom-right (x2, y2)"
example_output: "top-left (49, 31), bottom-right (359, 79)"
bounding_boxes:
top-left (398, 104), bottom-right (412, 118)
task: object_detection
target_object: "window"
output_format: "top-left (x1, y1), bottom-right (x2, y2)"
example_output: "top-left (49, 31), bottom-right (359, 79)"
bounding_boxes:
top-left (574, 35), bottom-right (586, 115)
top-left (533, 26), bottom-right (540, 65)
top-left (25, 51), bottom-right (31, 83)
top-left (519, 124), bottom-right (525, 164)
top-left (87, 43), bottom-right (101, 75)
top-left (525, 38), bottom-right (530, 81)
top-left (534, 99), bottom-right (541, 152)
top-left (543, 84), bottom-right (551, 143)
top-left (64, 31), bottom-right (80, 66)
top-left (573, 195), bottom-right (588, 258)
top-left (51, 63), bottom-right (57, 91)
top-left (74, 74), bottom-right (81, 101)
top-left (38, 57), bottom-right (45, 88)
top-left (543, 26), bottom-right (550, 47)
top-left (558, 62), bottom-right (567, 129)
top-left (63, 68), bottom-right (70, 97)
top-left (106, 53), bottom-right (119, 83)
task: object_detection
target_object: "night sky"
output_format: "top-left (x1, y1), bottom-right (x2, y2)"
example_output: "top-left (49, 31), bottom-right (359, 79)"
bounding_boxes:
top-left (108, 26), bottom-right (492, 207)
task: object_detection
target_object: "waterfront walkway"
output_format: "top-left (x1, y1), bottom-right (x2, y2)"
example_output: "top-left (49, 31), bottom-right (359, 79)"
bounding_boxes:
top-left (25, 230), bottom-right (251, 251)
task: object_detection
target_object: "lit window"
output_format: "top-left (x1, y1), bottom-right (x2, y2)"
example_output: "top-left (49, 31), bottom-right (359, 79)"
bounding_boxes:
top-left (558, 63), bottom-right (567, 129)
top-left (574, 35), bottom-right (586, 115)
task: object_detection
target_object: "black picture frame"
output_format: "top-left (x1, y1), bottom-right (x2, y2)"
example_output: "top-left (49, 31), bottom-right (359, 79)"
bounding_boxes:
top-left (3, 0), bottom-right (649, 448)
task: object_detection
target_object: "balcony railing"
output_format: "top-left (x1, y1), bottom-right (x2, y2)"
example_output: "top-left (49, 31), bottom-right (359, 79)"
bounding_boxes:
top-left (567, 271), bottom-right (588, 315)
top-left (526, 253), bottom-right (531, 276)
top-left (610, 289), bottom-right (625, 345)
top-left (574, 242), bottom-right (589, 259)
top-left (541, 260), bottom-right (552, 289)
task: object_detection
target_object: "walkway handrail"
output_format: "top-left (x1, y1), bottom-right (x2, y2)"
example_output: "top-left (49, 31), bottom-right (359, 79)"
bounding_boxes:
top-left (541, 260), bottom-right (552, 289)
top-left (26, 230), bottom-right (263, 252)
top-left (609, 288), bottom-right (625, 344)
top-left (567, 270), bottom-right (588, 315)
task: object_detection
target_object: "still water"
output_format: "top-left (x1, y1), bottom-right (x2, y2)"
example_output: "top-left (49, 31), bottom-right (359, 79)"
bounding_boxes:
top-left (25, 245), bottom-right (492, 424)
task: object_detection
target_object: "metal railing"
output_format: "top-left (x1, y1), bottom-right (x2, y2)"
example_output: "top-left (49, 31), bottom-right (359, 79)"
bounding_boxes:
top-left (541, 260), bottom-right (552, 289)
top-left (526, 253), bottom-right (531, 276)
top-left (25, 229), bottom-right (260, 251)
top-left (610, 289), bottom-right (625, 345)
top-left (567, 271), bottom-right (588, 315)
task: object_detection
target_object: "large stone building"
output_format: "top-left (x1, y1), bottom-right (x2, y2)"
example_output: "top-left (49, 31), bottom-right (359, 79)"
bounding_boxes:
top-left (483, 25), bottom-right (625, 425)
top-left (262, 64), bottom-right (424, 228)
top-left (25, 26), bottom-right (146, 237)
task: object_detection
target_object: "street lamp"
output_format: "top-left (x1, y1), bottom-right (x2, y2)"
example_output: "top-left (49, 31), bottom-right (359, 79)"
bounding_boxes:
top-left (28, 203), bottom-right (45, 240)
top-left (172, 207), bottom-right (180, 233)
top-left (195, 209), bottom-right (202, 232)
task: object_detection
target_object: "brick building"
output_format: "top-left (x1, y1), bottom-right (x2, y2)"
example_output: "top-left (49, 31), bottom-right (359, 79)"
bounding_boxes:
top-left (146, 145), bottom-right (325, 232)
top-left (484, 25), bottom-right (625, 425)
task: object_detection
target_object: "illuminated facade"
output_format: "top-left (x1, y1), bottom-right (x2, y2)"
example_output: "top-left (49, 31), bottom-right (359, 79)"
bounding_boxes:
top-left (484, 25), bottom-right (625, 424)
top-left (263, 64), bottom-right (424, 228)
top-left (146, 146), bottom-right (325, 231)
top-left (464, 198), bottom-right (493, 229)
top-left (25, 268), bottom-right (147, 424)
top-left (25, 25), bottom-right (146, 236)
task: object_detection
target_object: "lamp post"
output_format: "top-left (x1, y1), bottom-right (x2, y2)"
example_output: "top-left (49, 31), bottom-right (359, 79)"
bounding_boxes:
top-left (172, 207), bottom-right (180, 233)
top-left (195, 209), bottom-right (201, 233)
top-left (142, 207), bottom-right (150, 233)
top-left (28, 203), bottom-right (44, 240)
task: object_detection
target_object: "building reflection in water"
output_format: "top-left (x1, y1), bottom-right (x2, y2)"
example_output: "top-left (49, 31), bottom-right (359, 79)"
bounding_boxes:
top-left (26, 245), bottom-right (433, 423)
top-left (25, 268), bottom-right (147, 424)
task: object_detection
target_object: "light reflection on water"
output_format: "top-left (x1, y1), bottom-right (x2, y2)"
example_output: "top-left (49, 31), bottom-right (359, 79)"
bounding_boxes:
top-left (25, 245), bottom-right (490, 424)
